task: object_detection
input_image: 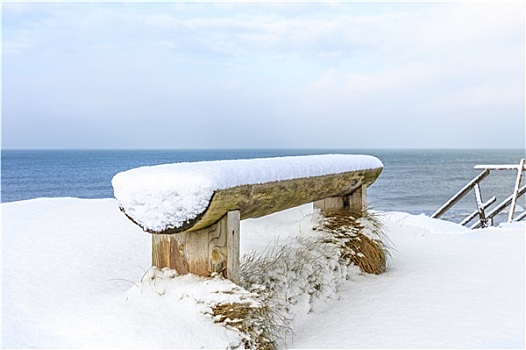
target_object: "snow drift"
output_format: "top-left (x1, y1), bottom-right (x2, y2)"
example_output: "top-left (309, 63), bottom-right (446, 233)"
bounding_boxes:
top-left (2, 198), bottom-right (524, 348)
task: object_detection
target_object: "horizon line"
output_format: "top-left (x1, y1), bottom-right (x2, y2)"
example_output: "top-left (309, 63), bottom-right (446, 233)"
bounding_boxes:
top-left (1, 147), bottom-right (525, 152)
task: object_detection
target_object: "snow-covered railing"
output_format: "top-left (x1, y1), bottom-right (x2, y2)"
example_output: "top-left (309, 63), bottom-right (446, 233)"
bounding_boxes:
top-left (432, 159), bottom-right (526, 228)
top-left (113, 154), bottom-right (383, 283)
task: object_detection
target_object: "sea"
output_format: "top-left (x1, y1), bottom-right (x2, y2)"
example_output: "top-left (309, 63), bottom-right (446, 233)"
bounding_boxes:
top-left (1, 149), bottom-right (525, 225)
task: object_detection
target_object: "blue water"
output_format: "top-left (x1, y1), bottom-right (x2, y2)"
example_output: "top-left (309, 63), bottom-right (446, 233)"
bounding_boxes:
top-left (2, 149), bottom-right (524, 224)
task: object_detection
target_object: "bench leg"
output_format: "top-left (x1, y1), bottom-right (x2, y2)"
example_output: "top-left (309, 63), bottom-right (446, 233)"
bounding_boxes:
top-left (151, 210), bottom-right (240, 284)
top-left (349, 183), bottom-right (367, 212)
top-left (314, 184), bottom-right (367, 213)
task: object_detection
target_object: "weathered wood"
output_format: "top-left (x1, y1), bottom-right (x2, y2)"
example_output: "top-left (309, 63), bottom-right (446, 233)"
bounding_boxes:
top-left (225, 211), bottom-right (240, 283)
top-left (314, 196), bottom-right (346, 211)
top-left (120, 158), bottom-right (383, 283)
top-left (314, 183), bottom-right (367, 213)
top-left (157, 168), bottom-right (382, 234)
top-left (151, 235), bottom-right (173, 270)
top-left (351, 184), bottom-right (367, 211)
top-left (152, 210), bottom-right (240, 281)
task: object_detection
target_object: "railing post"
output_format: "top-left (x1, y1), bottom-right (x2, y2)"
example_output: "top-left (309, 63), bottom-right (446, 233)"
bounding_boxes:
top-left (431, 169), bottom-right (491, 219)
top-left (460, 196), bottom-right (496, 226)
top-left (473, 183), bottom-right (488, 228)
top-left (508, 159), bottom-right (525, 222)
top-left (470, 184), bottom-right (526, 229)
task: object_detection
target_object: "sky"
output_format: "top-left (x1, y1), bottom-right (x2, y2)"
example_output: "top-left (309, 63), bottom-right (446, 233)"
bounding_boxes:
top-left (2, 1), bottom-right (525, 150)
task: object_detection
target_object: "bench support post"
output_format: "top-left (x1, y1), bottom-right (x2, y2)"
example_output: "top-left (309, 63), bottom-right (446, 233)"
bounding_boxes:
top-left (314, 184), bottom-right (367, 213)
top-left (151, 210), bottom-right (240, 284)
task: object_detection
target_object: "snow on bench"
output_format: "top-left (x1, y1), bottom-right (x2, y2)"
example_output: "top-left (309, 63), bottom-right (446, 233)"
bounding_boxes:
top-left (112, 154), bottom-right (383, 283)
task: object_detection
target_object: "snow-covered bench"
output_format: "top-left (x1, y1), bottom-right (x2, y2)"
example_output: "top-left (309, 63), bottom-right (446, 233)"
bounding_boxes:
top-left (112, 154), bottom-right (383, 283)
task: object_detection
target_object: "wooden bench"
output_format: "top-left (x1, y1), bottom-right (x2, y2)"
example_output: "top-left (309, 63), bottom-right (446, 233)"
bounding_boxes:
top-left (112, 154), bottom-right (383, 283)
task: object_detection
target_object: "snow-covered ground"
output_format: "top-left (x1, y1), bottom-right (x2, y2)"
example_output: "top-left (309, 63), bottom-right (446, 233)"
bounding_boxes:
top-left (2, 197), bottom-right (524, 348)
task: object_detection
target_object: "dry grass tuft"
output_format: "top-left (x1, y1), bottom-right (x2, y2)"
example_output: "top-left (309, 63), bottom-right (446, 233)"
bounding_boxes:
top-left (211, 302), bottom-right (279, 350)
top-left (317, 208), bottom-right (389, 275)
top-left (212, 302), bottom-right (251, 323)
top-left (239, 237), bottom-right (341, 349)
top-left (344, 232), bottom-right (386, 275)
top-left (216, 207), bottom-right (391, 348)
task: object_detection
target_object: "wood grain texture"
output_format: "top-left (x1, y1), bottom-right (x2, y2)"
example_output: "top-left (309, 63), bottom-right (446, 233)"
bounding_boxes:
top-left (225, 210), bottom-right (240, 283)
top-left (152, 211), bottom-right (240, 280)
top-left (157, 167), bottom-right (382, 234)
top-left (148, 166), bottom-right (383, 282)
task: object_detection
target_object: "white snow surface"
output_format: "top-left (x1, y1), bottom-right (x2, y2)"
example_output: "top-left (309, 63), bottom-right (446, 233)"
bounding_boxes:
top-left (112, 154), bottom-right (383, 232)
top-left (2, 198), bottom-right (524, 348)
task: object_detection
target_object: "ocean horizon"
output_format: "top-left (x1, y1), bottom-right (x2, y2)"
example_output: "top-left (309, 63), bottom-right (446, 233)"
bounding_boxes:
top-left (2, 148), bottom-right (525, 225)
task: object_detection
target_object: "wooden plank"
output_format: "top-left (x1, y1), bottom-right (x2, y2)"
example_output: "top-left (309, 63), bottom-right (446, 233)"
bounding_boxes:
top-left (152, 234), bottom-right (172, 270)
top-left (186, 227), bottom-right (210, 276)
top-left (314, 183), bottom-right (368, 214)
top-left (226, 211), bottom-right (240, 284)
top-left (151, 211), bottom-right (240, 280)
top-left (140, 167), bottom-right (381, 234)
top-left (208, 217), bottom-right (228, 276)
top-left (314, 196), bottom-right (345, 211)
top-left (152, 232), bottom-right (190, 274)
top-left (349, 184), bottom-right (366, 212)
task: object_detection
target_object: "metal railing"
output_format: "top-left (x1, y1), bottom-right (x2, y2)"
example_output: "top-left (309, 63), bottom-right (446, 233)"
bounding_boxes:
top-left (432, 159), bottom-right (525, 228)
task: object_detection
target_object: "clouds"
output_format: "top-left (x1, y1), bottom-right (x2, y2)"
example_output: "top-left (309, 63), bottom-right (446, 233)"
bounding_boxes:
top-left (2, 2), bottom-right (524, 149)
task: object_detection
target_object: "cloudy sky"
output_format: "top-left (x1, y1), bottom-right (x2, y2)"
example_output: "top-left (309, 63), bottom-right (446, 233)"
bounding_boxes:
top-left (2, 1), bottom-right (524, 149)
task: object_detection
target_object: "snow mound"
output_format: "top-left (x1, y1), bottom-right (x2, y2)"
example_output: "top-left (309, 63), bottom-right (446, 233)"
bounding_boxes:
top-left (112, 154), bottom-right (383, 233)
top-left (382, 211), bottom-right (470, 234)
top-left (2, 198), bottom-right (523, 348)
